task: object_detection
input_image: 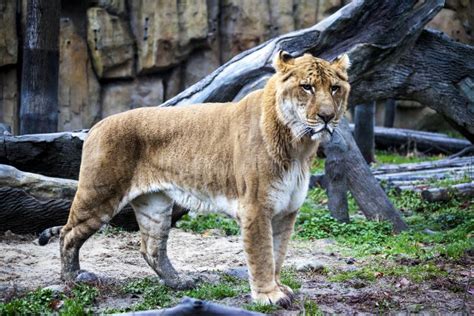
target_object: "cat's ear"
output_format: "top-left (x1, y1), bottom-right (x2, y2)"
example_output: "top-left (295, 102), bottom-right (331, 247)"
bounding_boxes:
top-left (273, 51), bottom-right (295, 73)
top-left (332, 53), bottom-right (351, 72)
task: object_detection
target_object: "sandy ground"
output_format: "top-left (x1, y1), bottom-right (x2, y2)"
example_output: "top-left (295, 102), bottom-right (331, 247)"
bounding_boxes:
top-left (0, 229), bottom-right (341, 290)
top-left (0, 229), bottom-right (472, 314)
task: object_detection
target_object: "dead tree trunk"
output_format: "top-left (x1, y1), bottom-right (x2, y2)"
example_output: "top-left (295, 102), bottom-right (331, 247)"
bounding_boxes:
top-left (354, 102), bottom-right (375, 164)
top-left (383, 99), bottom-right (396, 128)
top-left (19, 0), bottom-right (60, 134)
top-left (323, 131), bottom-right (350, 223)
top-left (336, 120), bottom-right (408, 231)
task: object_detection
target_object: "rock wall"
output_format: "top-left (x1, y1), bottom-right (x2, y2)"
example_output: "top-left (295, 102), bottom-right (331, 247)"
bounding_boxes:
top-left (0, 0), bottom-right (472, 133)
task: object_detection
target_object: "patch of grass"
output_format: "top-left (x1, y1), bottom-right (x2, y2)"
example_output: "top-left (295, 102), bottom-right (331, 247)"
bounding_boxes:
top-left (329, 262), bottom-right (447, 283)
top-left (0, 284), bottom-right (99, 316)
top-left (99, 225), bottom-right (125, 236)
top-left (297, 182), bottom-right (473, 261)
top-left (71, 283), bottom-right (98, 307)
top-left (310, 158), bottom-right (325, 174)
top-left (280, 268), bottom-right (302, 291)
top-left (374, 151), bottom-right (440, 165)
top-left (296, 191), bottom-right (392, 243)
top-left (184, 283), bottom-right (238, 301)
top-left (121, 278), bottom-right (172, 311)
top-left (0, 289), bottom-right (55, 315)
top-left (116, 274), bottom-right (251, 313)
top-left (302, 299), bottom-right (323, 316)
top-left (177, 213), bottom-right (240, 236)
top-left (244, 302), bottom-right (280, 314)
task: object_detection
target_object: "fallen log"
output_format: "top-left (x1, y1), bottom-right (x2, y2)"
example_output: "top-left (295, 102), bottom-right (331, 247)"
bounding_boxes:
top-left (0, 131), bottom-right (86, 179)
top-left (373, 157), bottom-right (474, 175)
top-left (0, 164), bottom-right (186, 234)
top-left (0, 164), bottom-right (77, 200)
top-left (117, 297), bottom-right (264, 316)
top-left (311, 156), bottom-right (473, 193)
top-left (0, 187), bottom-right (138, 234)
top-left (376, 166), bottom-right (474, 182)
top-left (350, 125), bottom-right (471, 155)
top-left (421, 183), bottom-right (474, 202)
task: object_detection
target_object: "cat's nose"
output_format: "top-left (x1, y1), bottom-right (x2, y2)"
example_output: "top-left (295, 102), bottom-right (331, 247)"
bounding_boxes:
top-left (318, 113), bottom-right (335, 123)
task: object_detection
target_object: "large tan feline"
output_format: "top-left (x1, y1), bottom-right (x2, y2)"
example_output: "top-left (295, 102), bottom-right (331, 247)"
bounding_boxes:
top-left (40, 51), bottom-right (350, 305)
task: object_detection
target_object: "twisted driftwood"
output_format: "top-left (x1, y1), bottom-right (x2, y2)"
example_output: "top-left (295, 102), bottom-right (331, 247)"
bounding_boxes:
top-left (4, 0), bottom-right (473, 232)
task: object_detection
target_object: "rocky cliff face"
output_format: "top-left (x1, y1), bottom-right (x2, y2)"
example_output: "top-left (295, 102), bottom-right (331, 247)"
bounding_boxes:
top-left (0, 0), bottom-right (472, 133)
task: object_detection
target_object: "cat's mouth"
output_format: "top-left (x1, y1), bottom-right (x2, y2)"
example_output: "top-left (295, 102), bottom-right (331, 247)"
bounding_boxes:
top-left (307, 124), bottom-right (334, 141)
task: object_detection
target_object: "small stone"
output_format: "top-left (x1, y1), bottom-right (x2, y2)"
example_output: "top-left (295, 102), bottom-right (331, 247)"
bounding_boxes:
top-left (295, 260), bottom-right (326, 273)
top-left (346, 258), bottom-right (356, 265)
top-left (225, 267), bottom-right (248, 280)
top-left (75, 271), bottom-right (99, 284)
top-left (43, 284), bottom-right (67, 295)
top-left (322, 238), bottom-right (336, 245)
top-left (423, 228), bottom-right (437, 235)
top-left (344, 265), bottom-right (358, 272)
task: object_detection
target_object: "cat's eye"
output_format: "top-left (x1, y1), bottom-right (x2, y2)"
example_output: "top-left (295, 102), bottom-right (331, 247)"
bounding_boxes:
top-left (331, 85), bottom-right (340, 95)
top-left (301, 84), bottom-right (312, 92)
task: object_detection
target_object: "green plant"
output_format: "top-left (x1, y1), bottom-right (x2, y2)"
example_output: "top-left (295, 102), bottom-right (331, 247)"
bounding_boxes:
top-left (280, 268), bottom-right (302, 291)
top-left (0, 284), bottom-right (99, 316)
top-left (0, 289), bottom-right (55, 315)
top-left (374, 151), bottom-right (440, 165)
top-left (177, 213), bottom-right (240, 236)
top-left (244, 302), bottom-right (280, 314)
top-left (122, 278), bottom-right (172, 310)
top-left (303, 299), bottom-right (323, 316)
top-left (183, 283), bottom-right (237, 300)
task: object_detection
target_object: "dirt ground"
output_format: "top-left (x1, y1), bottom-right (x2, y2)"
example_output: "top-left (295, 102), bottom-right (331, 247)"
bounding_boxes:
top-left (0, 229), bottom-right (472, 314)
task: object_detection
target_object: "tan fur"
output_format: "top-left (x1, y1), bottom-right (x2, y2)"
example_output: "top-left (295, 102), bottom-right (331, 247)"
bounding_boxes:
top-left (59, 52), bottom-right (350, 305)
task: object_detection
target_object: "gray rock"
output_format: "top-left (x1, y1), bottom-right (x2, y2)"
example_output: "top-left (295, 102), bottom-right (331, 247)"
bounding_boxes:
top-left (295, 260), bottom-right (326, 273)
top-left (75, 271), bottom-right (99, 284)
top-left (225, 267), bottom-right (248, 280)
top-left (43, 284), bottom-right (67, 294)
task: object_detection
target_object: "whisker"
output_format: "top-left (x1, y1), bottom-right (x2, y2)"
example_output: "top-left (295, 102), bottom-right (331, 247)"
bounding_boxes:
top-left (291, 127), bottom-right (310, 144)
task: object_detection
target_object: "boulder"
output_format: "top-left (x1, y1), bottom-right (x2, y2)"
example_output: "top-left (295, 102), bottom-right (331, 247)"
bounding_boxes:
top-left (184, 49), bottom-right (220, 88)
top-left (165, 65), bottom-right (185, 101)
top-left (93, 0), bottom-right (127, 16)
top-left (0, 69), bottom-right (18, 134)
top-left (294, 0), bottom-right (319, 30)
top-left (102, 77), bottom-right (164, 118)
top-left (269, 0), bottom-right (295, 36)
top-left (0, 0), bottom-right (18, 67)
top-left (219, 0), bottom-right (271, 62)
top-left (129, 0), bottom-right (208, 73)
top-left (428, 8), bottom-right (472, 44)
top-left (444, 0), bottom-right (473, 44)
top-left (86, 7), bottom-right (134, 79)
top-left (59, 17), bottom-right (101, 131)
